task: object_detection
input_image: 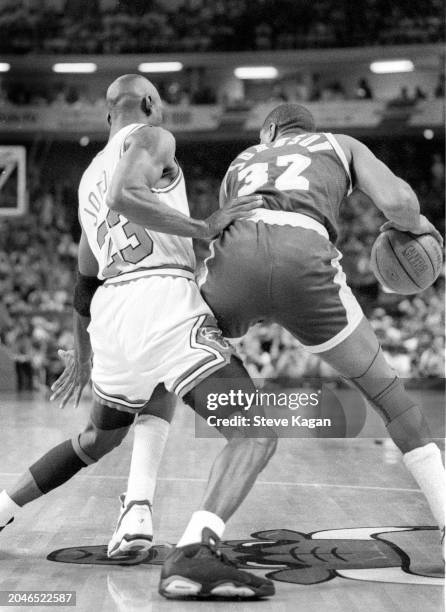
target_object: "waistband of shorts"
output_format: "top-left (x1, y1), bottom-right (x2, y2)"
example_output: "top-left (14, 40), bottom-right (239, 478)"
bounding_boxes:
top-left (247, 209), bottom-right (329, 239)
top-left (103, 266), bottom-right (195, 285)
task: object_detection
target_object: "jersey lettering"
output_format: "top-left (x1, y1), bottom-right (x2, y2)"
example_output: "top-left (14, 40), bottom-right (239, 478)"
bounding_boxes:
top-left (238, 162), bottom-right (269, 196)
top-left (84, 170), bottom-right (107, 226)
top-left (237, 154), bottom-right (311, 196)
top-left (225, 133), bottom-right (350, 243)
top-left (275, 154), bottom-right (311, 191)
top-left (96, 209), bottom-right (154, 277)
top-left (79, 124), bottom-right (196, 279)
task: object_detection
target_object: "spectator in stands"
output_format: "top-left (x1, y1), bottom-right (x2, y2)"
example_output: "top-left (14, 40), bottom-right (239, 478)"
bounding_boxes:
top-left (0, 0), bottom-right (444, 54)
top-left (414, 86), bottom-right (427, 100)
top-left (434, 74), bottom-right (445, 98)
top-left (391, 86), bottom-right (414, 106)
top-left (356, 78), bottom-right (373, 100)
top-left (268, 84), bottom-right (288, 104)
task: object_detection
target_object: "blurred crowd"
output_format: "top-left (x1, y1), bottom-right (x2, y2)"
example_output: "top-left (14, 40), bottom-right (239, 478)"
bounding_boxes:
top-left (0, 0), bottom-right (443, 54)
top-left (0, 144), bottom-right (443, 391)
top-left (1, 72), bottom-right (444, 110)
top-left (0, 187), bottom-right (77, 390)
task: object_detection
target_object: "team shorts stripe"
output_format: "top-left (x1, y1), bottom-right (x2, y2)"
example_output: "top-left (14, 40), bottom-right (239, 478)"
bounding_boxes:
top-left (296, 248), bottom-right (363, 353)
top-left (92, 383), bottom-right (147, 412)
top-left (104, 265), bottom-right (194, 285)
top-left (171, 314), bottom-right (228, 397)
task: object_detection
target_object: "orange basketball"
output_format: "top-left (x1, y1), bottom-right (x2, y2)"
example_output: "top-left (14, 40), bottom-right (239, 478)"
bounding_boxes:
top-left (370, 229), bottom-right (443, 294)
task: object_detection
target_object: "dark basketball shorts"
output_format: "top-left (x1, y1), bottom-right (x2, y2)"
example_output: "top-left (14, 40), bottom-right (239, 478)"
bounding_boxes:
top-left (197, 210), bottom-right (364, 353)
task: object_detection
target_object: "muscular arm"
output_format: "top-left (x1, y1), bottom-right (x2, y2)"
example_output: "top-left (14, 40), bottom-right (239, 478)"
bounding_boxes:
top-left (106, 126), bottom-right (262, 240)
top-left (106, 127), bottom-right (208, 239)
top-left (337, 134), bottom-right (420, 231)
top-left (74, 231), bottom-right (99, 365)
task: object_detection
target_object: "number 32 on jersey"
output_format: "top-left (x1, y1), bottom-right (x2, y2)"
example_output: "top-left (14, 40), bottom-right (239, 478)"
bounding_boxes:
top-left (237, 153), bottom-right (311, 196)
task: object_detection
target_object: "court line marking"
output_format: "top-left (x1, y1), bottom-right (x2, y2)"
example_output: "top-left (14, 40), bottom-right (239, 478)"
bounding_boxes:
top-left (0, 472), bottom-right (423, 493)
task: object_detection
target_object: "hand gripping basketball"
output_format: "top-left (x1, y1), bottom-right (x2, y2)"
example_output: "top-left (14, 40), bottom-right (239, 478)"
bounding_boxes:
top-left (380, 215), bottom-right (444, 247)
top-left (372, 219), bottom-right (444, 294)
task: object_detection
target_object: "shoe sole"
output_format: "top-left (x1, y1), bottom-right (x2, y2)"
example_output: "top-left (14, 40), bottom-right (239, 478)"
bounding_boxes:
top-left (159, 576), bottom-right (274, 600)
top-left (108, 535), bottom-right (153, 558)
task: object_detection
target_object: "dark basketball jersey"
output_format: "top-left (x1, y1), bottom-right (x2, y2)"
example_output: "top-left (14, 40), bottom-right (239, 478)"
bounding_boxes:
top-left (221, 132), bottom-right (351, 243)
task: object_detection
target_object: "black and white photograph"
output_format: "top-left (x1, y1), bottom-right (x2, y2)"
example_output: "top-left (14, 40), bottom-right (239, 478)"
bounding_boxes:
top-left (0, 1), bottom-right (444, 610)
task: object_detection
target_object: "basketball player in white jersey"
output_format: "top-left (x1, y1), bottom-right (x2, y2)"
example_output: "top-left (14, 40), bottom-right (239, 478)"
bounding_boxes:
top-left (0, 75), bottom-right (277, 600)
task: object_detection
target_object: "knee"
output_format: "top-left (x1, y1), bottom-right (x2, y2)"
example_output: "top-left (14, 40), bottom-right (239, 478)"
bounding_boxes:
top-left (76, 421), bottom-right (130, 463)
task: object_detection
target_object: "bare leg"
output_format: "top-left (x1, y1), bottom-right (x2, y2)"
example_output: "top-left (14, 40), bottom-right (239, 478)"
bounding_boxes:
top-left (318, 316), bottom-right (445, 531)
top-left (0, 402), bottom-right (134, 526)
top-left (183, 357), bottom-right (277, 523)
top-left (199, 435), bottom-right (275, 521)
top-left (159, 357), bottom-right (277, 600)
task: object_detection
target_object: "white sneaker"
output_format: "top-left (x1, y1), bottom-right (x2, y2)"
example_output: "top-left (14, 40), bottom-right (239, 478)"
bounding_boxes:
top-left (107, 495), bottom-right (153, 558)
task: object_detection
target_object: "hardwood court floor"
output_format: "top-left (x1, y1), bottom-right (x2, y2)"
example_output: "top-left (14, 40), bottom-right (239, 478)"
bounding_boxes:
top-left (0, 390), bottom-right (443, 612)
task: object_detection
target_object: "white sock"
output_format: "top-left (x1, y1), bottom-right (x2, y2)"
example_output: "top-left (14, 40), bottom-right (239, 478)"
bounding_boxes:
top-left (176, 510), bottom-right (225, 547)
top-left (403, 442), bottom-right (445, 530)
top-left (124, 415), bottom-right (170, 506)
top-left (0, 490), bottom-right (20, 526)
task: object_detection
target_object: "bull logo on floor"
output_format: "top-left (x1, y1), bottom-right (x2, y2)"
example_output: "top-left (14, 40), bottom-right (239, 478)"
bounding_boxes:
top-left (47, 526), bottom-right (444, 586)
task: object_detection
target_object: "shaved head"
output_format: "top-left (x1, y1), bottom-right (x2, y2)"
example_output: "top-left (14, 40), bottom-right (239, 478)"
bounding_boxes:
top-left (260, 103), bottom-right (316, 144)
top-left (106, 74), bottom-right (163, 128)
top-left (262, 103), bottom-right (315, 134)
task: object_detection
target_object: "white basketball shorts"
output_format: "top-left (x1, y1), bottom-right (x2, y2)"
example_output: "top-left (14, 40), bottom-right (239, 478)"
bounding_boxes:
top-left (88, 275), bottom-right (232, 413)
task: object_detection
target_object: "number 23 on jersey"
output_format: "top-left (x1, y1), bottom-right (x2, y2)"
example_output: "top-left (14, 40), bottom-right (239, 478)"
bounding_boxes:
top-left (87, 171), bottom-right (154, 277)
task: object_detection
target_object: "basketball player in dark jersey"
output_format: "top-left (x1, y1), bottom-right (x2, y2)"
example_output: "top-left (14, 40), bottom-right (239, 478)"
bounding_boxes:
top-left (197, 103), bottom-right (445, 541)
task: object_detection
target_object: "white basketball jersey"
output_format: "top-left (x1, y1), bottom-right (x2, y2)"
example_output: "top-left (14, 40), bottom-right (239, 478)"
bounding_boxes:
top-left (78, 123), bottom-right (195, 283)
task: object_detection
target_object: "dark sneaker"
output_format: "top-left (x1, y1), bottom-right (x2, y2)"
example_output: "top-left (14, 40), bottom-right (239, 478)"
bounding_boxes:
top-left (159, 527), bottom-right (275, 600)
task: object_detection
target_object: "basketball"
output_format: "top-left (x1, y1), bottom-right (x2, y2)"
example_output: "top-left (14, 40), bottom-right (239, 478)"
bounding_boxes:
top-left (370, 229), bottom-right (443, 294)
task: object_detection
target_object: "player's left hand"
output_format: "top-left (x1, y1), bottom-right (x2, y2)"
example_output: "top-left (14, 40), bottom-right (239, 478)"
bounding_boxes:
top-left (50, 349), bottom-right (91, 409)
top-left (380, 216), bottom-right (444, 247)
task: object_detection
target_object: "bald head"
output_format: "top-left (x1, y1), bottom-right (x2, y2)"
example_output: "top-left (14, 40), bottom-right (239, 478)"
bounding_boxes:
top-left (260, 103), bottom-right (316, 145)
top-left (106, 74), bottom-right (163, 127)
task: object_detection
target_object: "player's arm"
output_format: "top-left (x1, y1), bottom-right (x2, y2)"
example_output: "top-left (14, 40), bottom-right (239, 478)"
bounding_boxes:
top-left (337, 134), bottom-right (420, 228)
top-left (51, 231), bottom-right (99, 408)
top-left (72, 230), bottom-right (100, 367)
top-left (106, 126), bottom-right (262, 240)
top-left (338, 135), bottom-right (442, 243)
top-left (218, 169), bottom-right (230, 208)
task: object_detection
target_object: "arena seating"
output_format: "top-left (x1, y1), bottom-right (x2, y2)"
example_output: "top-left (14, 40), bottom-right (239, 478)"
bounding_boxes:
top-left (0, 0), bottom-right (443, 54)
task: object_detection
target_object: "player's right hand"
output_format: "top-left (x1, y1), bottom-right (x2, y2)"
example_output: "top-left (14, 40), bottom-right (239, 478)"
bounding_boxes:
top-left (380, 215), bottom-right (444, 247)
top-left (50, 349), bottom-right (91, 409)
top-left (202, 195), bottom-right (263, 239)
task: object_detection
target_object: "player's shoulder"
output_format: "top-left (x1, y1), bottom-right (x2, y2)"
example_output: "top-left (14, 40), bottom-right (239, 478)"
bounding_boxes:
top-left (332, 133), bottom-right (368, 153)
top-left (331, 133), bottom-right (366, 164)
top-left (127, 125), bottom-right (175, 151)
top-left (229, 142), bottom-right (266, 166)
